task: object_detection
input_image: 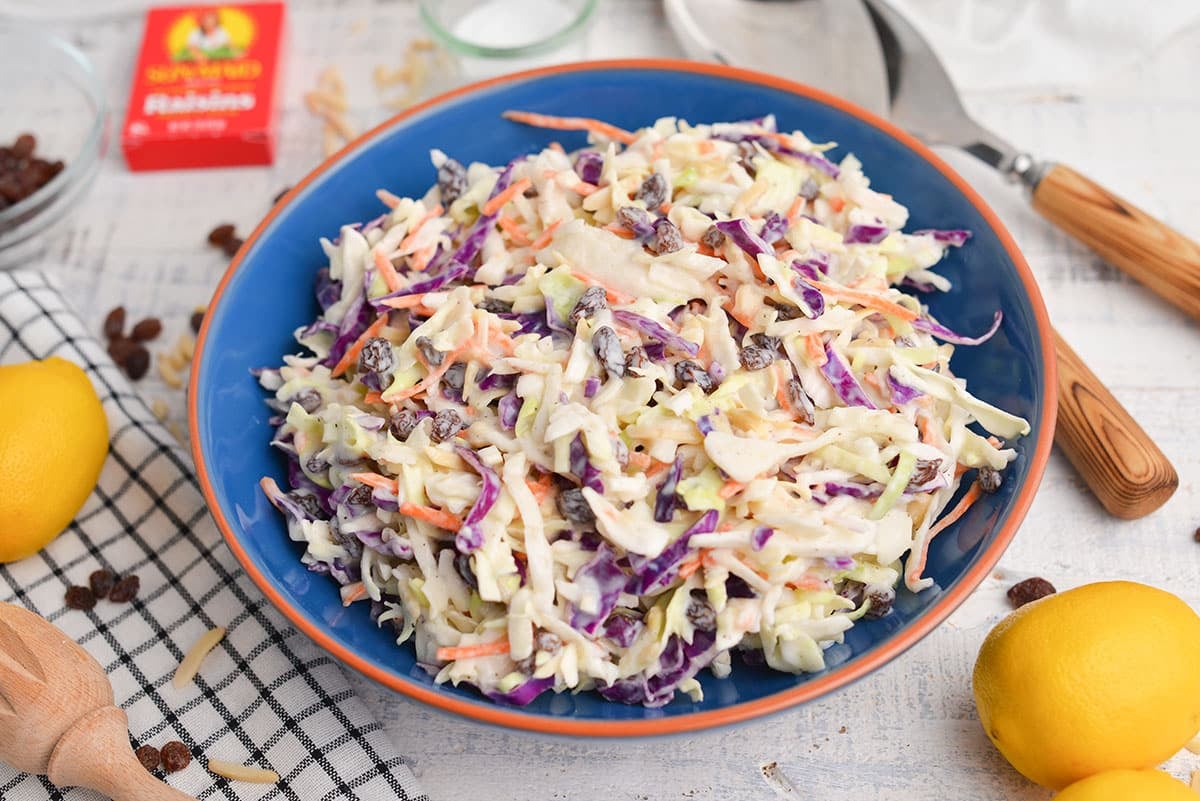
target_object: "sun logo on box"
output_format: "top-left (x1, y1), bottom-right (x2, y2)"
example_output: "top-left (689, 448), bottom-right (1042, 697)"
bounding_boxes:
top-left (166, 6), bottom-right (257, 63)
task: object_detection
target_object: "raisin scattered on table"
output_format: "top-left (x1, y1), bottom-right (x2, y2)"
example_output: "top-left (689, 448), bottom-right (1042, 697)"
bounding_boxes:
top-left (135, 745), bottom-right (160, 772)
top-left (569, 285), bottom-right (607, 324)
top-left (863, 585), bottom-right (895, 620)
top-left (649, 218), bottom-right (683, 255)
top-left (107, 337), bottom-right (137, 367)
top-left (109, 575), bottom-right (141, 603)
top-left (189, 309), bottom-right (205, 334)
top-left (1007, 577), bottom-right (1055, 609)
top-left (207, 223), bottom-right (236, 247)
top-left (701, 225), bottom-right (725, 250)
top-left (674, 359), bottom-right (715, 394)
top-left (12, 133), bottom-right (36, 159)
top-left (437, 158), bottom-right (468, 205)
top-left (358, 337), bottom-right (395, 375)
top-left (124, 345), bottom-right (151, 381)
top-left (787, 379), bottom-right (816, 425)
top-left (221, 237), bottom-right (244, 258)
top-left (430, 409), bottom-right (465, 443)
top-left (977, 466), bottom-right (1003, 494)
top-left (685, 593), bottom-right (717, 631)
top-left (556, 487), bottom-right (595, 524)
top-left (160, 741), bottom-right (191, 773)
top-left (64, 585), bottom-right (96, 611)
top-left (636, 172), bottom-right (668, 209)
top-left (1193, 526), bottom-right (1200, 543)
top-left (592, 326), bottom-right (625, 379)
top-left (103, 306), bottom-right (126, 340)
top-left (739, 345), bottom-right (775, 371)
top-left (89, 568), bottom-right (116, 598)
top-left (129, 317), bottom-right (162, 342)
top-left (388, 408), bottom-right (419, 440)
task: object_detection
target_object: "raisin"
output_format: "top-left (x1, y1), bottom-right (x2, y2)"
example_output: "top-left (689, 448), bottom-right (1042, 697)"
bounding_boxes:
top-left (788, 379), bottom-right (816, 425)
top-left (1007, 577), bottom-right (1055, 609)
top-left (189, 309), bottom-right (204, 334)
top-left (124, 346), bottom-right (151, 381)
top-left (675, 359), bottom-right (715, 394)
top-left (108, 575), bottom-right (141, 603)
top-left (454, 552), bottom-right (478, 589)
top-left (430, 409), bottom-right (465, 443)
top-left (478, 297), bottom-right (513, 314)
top-left (358, 337), bottom-right (395, 375)
top-left (649, 218), bottom-right (683, 255)
top-left (863, 585), bottom-right (895, 620)
top-left (12, 133), bottom-right (35, 159)
top-left (89, 568), bottom-right (116, 598)
top-left (522, 184), bottom-right (539, 199)
top-left (389, 408), bottom-right (419, 440)
top-left (291, 388), bottom-right (322, 413)
top-left (130, 317), bottom-right (162, 342)
top-left (414, 336), bottom-right (444, 367)
top-left (437, 158), bottom-right (468, 205)
top-left (107, 337), bottom-right (137, 366)
top-left (750, 333), bottom-right (781, 353)
top-left (345, 485), bottom-right (373, 507)
top-left (103, 306), bottom-right (125, 340)
top-left (569, 285), bottom-right (608, 324)
top-left (739, 345), bottom-right (775, 371)
top-left (533, 630), bottom-right (562, 655)
top-left (685, 593), bottom-right (717, 631)
top-left (160, 741), bottom-right (191, 773)
top-left (556, 487), bottom-right (595, 524)
top-left (616, 205), bottom-right (652, 237)
top-left (441, 362), bottom-right (466, 394)
top-left (977, 466), bottom-right (1003, 494)
top-left (221, 236), bottom-right (244, 258)
top-left (1194, 526), bottom-right (1200, 544)
top-left (625, 345), bottom-right (650, 371)
top-left (737, 141), bottom-right (758, 176)
top-left (592, 326), bottom-right (625, 379)
top-left (686, 299), bottom-right (708, 316)
top-left (701, 225), bottom-right (725, 250)
top-left (908, 458), bottom-right (943, 488)
top-left (64, 585), bottom-right (96, 611)
top-left (135, 745), bottom-right (160, 772)
top-left (207, 223), bottom-right (236, 246)
top-left (799, 178), bottom-right (820, 200)
top-left (636, 172), bottom-right (668, 209)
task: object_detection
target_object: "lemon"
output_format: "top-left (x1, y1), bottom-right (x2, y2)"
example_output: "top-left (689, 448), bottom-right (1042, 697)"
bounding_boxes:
top-left (0, 357), bottom-right (108, 562)
top-left (1055, 769), bottom-right (1198, 801)
top-left (973, 581), bottom-right (1200, 790)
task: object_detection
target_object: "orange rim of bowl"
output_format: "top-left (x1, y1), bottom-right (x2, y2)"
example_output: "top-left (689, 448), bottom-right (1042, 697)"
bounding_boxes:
top-left (189, 58), bottom-right (1058, 737)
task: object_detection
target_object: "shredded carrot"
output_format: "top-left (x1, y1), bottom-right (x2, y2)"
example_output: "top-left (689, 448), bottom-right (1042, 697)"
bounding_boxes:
top-left (772, 362), bottom-right (794, 413)
top-left (651, 142), bottom-right (664, 159)
top-left (481, 178), bottom-right (533, 216)
top-left (386, 343), bottom-right (470, 401)
top-left (400, 501), bottom-right (464, 531)
top-left (862, 371), bottom-right (882, 392)
top-left (363, 391), bottom-right (384, 404)
top-left (409, 242), bottom-right (437, 272)
top-left (571, 181), bottom-right (599, 196)
top-left (908, 484), bottom-right (984, 584)
top-left (376, 189), bottom-right (402, 209)
top-left (659, 202), bottom-right (672, 215)
top-left (603, 223), bottom-right (637, 239)
top-left (530, 219), bottom-right (562, 250)
top-left (987, 436), bottom-right (1003, 448)
top-left (643, 460), bottom-right (672, 481)
top-left (340, 582), bottom-right (369, 606)
top-left (525, 473), bottom-right (554, 504)
top-left (785, 196), bottom-right (805, 224)
top-left (804, 333), bottom-right (827, 366)
top-left (718, 480), bottom-right (746, 500)
top-left (501, 110), bottom-right (637, 145)
top-left (697, 140), bottom-right (715, 155)
top-left (954, 462), bottom-right (970, 476)
top-left (828, 196), bottom-right (845, 213)
top-left (398, 204), bottom-right (444, 253)
top-left (497, 215), bottom-right (531, 246)
top-left (626, 451), bottom-right (652, 470)
top-left (373, 248), bottom-right (403, 293)
top-left (548, 141), bottom-right (565, 153)
top-left (436, 639), bottom-right (511, 661)
top-left (379, 293), bottom-right (431, 310)
top-left (349, 472), bottom-right (400, 494)
top-left (787, 576), bottom-right (830, 592)
top-left (917, 414), bottom-right (937, 445)
top-left (568, 271), bottom-right (636, 304)
top-left (696, 243), bottom-right (716, 258)
top-left (331, 315), bottom-right (388, 378)
top-left (677, 554), bottom-right (704, 580)
top-left (812, 282), bottom-right (918, 322)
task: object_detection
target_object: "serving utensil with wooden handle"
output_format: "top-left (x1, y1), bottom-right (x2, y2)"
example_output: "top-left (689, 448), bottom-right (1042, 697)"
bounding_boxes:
top-left (0, 602), bottom-right (195, 801)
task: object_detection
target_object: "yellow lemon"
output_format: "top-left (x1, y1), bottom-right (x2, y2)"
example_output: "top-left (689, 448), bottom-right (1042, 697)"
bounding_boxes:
top-left (0, 357), bottom-right (108, 562)
top-left (973, 581), bottom-right (1200, 790)
top-left (1055, 769), bottom-right (1198, 801)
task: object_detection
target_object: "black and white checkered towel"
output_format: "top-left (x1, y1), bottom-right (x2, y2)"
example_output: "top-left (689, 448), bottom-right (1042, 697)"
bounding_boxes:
top-left (0, 270), bottom-right (427, 801)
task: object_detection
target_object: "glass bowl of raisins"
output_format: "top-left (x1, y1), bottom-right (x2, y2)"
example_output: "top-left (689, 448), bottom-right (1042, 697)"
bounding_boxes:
top-left (0, 27), bottom-right (107, 268)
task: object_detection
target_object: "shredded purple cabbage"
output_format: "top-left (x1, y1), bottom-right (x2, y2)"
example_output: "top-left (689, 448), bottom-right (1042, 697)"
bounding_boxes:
top-left (751, 526), bottom-right (774, 551)
top-left (314, 268), bottom-right (342, 310)
top-left (791, 257), bottom-right (825, 282)
top-left (713, 218), bottom-right (771, 260)
top-left (477, 371), bottom-right (518, 391)
top-left (911, 310), bottom-right (1003, 345)
top-left (583, 376), bottom-right (601, 398)
top-left (824, 481), bottom-right (884, 499)
top-left (574, 150), bottom-right (603, 185)
top-left (485, 675), bottom-right (554, 706)
top-left (844, 223), bottom-right (889, 245)
top-left (601, 612), bottom-right (643, 648)
top-left (696, 415), bottom-right (716, 436)
top-left (356, 529), bottom-right (412, 559)
top-left (886, 369), bottom-right (924, 404)
top-left (567, 544), bottom-right (628, 635)
top-left (453, 445), bottom-right (502, 553)
top-left (497, 392), bottom-right (522, 430)
top-left (820, 343), bottom-right (878, 409)
top-left (569, 434), bottom-right (605, 493)
top-left (914, 228), bottom-right (972, 247)
top-left (791, 277), bottom-right (826, 319)
top-left (611, 310), bottom-right (700, 357)
top-left (760, 211), bottom-right (789, 244)
top-left (654, 454), bottom-right (684, 523)
top-left (626, 509), bottom-right (719, 595)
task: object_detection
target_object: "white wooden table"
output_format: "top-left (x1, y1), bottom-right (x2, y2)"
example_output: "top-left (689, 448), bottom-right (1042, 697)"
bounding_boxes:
top-left (25, 2), bottom-right (1200, 799)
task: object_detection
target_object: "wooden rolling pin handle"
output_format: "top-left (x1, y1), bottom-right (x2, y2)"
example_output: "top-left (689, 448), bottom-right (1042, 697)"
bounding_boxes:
top-left (46, 705), bottom-right (195, 801)
top-left (1031, 163), bottom-right (1200, 322)
top-left (1052, 329), bottom-right (1178, 519)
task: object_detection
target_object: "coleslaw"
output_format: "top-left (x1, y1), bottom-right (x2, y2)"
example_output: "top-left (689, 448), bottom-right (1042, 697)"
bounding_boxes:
top-left (256, 112), bottom-right (1029, 707)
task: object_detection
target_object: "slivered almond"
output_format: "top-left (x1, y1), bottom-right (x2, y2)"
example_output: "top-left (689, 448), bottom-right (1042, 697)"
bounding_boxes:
top-left (151, 398), bottom-right (169, 421)
top-left (207, 759), bottom-right (279, 784)
top-left (172, 626), bottom-right (226, 688)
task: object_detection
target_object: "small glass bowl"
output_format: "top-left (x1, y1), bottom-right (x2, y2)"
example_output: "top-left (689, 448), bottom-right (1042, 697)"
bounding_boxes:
top-left (419, 0), bottom-right (597, 80)
top-left (0, 28), bottom-right (107, 268)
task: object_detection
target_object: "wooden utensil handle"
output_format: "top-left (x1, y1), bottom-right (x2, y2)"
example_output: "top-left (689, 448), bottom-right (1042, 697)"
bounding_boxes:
top-left (1032, 163), bottom-right (1200, 321)
top-left (1052, 329), bottom-right (1177, 519)
top-left (46, 705), bottom-right (195, 801)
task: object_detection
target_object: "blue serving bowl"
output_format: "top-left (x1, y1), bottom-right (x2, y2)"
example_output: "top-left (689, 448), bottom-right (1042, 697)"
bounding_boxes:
top-left (190, 59), bottom-right (1056, 736)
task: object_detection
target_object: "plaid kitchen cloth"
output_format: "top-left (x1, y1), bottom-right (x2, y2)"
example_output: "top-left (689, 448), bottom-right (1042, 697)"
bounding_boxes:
top-left (0, 270), bottom-right (427, 801)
